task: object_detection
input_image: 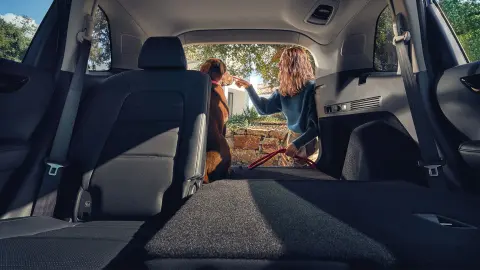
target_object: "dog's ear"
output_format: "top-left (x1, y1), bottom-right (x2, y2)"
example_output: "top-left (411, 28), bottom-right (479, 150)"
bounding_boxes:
top-left (200, 60), bottom-right (213, 74)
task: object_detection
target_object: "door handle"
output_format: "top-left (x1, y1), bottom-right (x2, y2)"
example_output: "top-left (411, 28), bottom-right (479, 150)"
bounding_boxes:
top-left (460, 74), bottom-right (480, 93)
top-left (0, 73), bottom-right (29, 93)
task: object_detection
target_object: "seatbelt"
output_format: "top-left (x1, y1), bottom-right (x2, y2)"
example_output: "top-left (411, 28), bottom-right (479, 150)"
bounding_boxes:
top-left (33, 1), bottom-right (99, 216)
top-left (391, 12), bottom-right (447, 189)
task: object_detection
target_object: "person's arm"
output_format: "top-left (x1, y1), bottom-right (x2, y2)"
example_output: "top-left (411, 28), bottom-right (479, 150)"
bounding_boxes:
top-left (245, 85), bottom-right (282, 115)
top-left (291, 89), bottom-right (319, 149)
top-left (291, 126), bottom-right (317, 149)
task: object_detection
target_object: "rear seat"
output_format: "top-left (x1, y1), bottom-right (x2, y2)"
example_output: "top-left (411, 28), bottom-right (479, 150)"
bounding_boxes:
top-left (0, 36), bottom-right (211, 267)
top-left (63, 36), bottom-right (210, 221)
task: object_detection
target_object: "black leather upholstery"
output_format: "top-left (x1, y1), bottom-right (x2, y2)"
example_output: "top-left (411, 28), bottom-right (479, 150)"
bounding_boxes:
top-left (66, 37), bottom-right (210, 220)
top-left (138, 37), bottom-right (187, 70)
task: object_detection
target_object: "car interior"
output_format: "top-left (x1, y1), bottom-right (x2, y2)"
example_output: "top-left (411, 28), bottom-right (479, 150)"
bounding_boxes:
top-left (0, 0), bottom-right (479, 269)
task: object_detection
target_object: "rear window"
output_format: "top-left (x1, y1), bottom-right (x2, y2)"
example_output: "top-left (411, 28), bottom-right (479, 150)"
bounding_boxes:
top-left (374, 7), bottom-right (398, 72)
top-left (0, 0), bottom-right (53, 62)
top-left (88, 7), bottom-right (112, 71)
top-left (185, 44), bottom-right (318, 167)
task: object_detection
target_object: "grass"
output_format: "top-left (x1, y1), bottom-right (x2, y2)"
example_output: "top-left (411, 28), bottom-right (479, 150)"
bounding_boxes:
top-left (227, 107), bottom-right (286, 131)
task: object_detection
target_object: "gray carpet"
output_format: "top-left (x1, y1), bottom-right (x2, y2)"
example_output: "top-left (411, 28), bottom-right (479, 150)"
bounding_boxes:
top-left (229, 166), bottom-right (337, 180)
top-left (145, 180), bottom-right (395, 269)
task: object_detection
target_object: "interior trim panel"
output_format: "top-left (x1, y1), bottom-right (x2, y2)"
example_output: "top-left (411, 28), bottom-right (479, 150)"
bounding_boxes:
top-left (437, 62), bottom-right (480, 140)
top-left (315, 72), bottom-right (417, 141)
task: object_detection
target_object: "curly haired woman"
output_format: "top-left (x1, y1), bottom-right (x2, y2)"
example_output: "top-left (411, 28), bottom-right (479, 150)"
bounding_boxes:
top-left (233, 47), bottom-right (318, 159)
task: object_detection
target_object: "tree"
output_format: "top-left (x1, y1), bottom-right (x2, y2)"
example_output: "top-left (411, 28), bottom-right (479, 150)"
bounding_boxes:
top-left (374, 7), bottom-right (398, 71)
top-left (185, 44), bottom-right (315, 88)
top-left (0, 15), bottom-right (37, 62)
top-left (88, 8), bottom-right (111, 70)
top-left (438, 0), bottom-right (480, 62)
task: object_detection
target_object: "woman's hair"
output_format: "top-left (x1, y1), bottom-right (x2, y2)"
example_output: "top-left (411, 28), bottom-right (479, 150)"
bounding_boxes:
top-left (278, 47), bottom-right (315, 97)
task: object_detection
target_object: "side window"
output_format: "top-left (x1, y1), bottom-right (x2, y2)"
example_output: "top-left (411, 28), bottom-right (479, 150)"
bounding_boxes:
top-left (374, 7), bottom-right (398, 72)
top-left (88, 7), bottom-right (111, 71)
top-left (437, 0), bottom-right (480, 62)
top-left (0, 0), bottom-right (53, 62)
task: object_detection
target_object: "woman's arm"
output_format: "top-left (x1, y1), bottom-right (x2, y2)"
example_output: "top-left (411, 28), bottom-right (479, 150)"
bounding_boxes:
top-left (291, 126), bottom-right (317, 149)
top-left (233, 76), bottom-right (282, 115)
top-left (245, 85), bottom-right (282, 115)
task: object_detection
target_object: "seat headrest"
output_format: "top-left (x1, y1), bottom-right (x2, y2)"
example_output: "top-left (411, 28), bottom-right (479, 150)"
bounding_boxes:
top-left (138, 37), bottom-right (187, 70)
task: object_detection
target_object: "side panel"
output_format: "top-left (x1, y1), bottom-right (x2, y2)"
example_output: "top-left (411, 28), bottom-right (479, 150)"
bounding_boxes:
top-left (315, 72), bottom-right (417, 141)
top-left (436, 62), bottom-right (480, 141)
top-left (0, 60), bottom-right (54, 193)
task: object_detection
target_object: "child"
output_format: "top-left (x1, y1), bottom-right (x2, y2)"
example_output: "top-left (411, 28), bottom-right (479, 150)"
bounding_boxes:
top-left (233, 47), bottom-right (318, 159)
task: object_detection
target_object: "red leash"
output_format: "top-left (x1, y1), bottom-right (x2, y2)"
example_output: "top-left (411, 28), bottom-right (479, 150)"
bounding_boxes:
top-left (248, 148), bottom-right (317, 170)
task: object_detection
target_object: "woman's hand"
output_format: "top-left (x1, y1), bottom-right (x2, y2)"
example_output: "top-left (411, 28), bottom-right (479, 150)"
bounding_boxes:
top-left (285, 143), bottom-right (298, 158)
top-left (233, 76), bottom-right (251, 88)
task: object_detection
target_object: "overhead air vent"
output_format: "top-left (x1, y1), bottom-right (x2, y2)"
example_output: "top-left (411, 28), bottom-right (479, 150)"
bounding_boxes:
top-left (306, 1), bottom-right (339, 25)
top-left (312, 5), bottom-right (333, 21)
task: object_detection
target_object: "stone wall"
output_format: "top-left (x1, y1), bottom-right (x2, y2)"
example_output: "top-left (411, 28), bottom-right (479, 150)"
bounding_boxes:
top-left (226, 126), bottom-right (292, 166)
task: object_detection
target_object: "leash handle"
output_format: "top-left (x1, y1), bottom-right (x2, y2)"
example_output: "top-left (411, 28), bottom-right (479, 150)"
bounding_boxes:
top-left (248, 148), bottom-right (317, 170)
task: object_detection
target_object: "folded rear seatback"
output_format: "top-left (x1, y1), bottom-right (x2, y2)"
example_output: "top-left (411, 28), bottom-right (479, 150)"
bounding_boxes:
top-left (140, 180), bottom-right (480, 270)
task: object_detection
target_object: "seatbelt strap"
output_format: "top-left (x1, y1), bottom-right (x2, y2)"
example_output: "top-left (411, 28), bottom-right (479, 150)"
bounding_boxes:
top-left (33, 2), bottom-right (98, 216)
top-left (391, 12), bottom-right (447, 189)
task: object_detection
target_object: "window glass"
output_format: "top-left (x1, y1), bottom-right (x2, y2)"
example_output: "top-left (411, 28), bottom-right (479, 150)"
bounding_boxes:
top-left (184, 44), bottom-right (317, 167)
top-left (88, 7), bottom-right (111, 71)
top-left (438, 0), bottom-right (480, 62)
top-left (374, 7), bottom-right (398, 72)
top-left (0, 0), bottom-right (52, 62)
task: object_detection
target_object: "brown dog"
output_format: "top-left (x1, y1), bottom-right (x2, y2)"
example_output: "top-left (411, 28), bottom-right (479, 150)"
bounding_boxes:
top-left (200, 59), bottom-right (232, 183)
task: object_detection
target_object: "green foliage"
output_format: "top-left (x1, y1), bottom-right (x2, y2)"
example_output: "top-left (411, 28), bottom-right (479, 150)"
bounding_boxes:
top-left (438, 0), bottom-right (480, 62)
top-left (185, 44), bottom-right (315, 88)
top-left (88, 8), bottom-right (111, 71)
top-left (374, 7), bottom-right (398, 71)
top-left (227, 114), bottom-right (250, 130)
top-left (0, 8), bottom-right (111, 68)
top-left (227, 107), bottom-right (285, 130)
top-left (227, 107), bottom-right (260, 129)
top-left (0, 16), bottom-right (37, 62)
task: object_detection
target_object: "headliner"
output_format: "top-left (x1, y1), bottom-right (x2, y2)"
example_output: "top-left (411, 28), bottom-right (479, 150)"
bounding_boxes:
top-left (115, 0), bottom-right (374, 45)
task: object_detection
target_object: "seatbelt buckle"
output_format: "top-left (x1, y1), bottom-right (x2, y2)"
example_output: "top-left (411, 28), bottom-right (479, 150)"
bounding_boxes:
top-left (45, 160), bottom-right (68, 176)
top-left (418, 160), bottom-right (446, 177)
top-left (393, 31), bottom-right (411, 45)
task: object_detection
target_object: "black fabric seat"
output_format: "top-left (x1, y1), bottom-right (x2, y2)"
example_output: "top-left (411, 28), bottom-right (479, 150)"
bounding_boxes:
top-left (0, 216), bottom-right (73, 240)
top-left (0, 37), bottom-right (210, 268)
top-left (58, 36), bottom-right (211, 221)
top-left (0, 219), bottom-right (143, 269)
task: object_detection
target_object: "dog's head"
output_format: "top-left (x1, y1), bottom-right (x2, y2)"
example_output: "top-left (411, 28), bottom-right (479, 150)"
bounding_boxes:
top-left (200, 58), bottom-right (233, 86)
